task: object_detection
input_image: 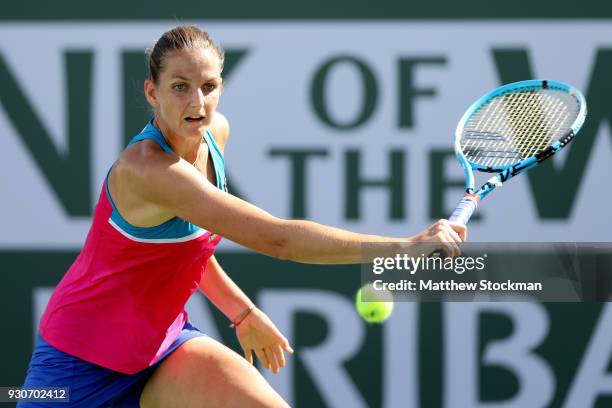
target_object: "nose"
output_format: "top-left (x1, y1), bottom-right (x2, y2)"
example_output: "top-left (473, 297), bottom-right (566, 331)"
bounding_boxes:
top-left (192, 88), bottom-right (206, 109)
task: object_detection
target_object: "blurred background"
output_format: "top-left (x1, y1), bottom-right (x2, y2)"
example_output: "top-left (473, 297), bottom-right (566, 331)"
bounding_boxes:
top-left (1, 1), bottom-right (612, 407)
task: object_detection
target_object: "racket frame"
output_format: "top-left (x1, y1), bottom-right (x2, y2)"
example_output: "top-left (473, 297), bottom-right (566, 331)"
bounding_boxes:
top-left (449, 79), bottom-right (587, 224)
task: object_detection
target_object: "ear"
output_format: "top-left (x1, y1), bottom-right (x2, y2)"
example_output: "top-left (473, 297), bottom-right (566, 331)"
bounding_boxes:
top-left (144, 79), bottom-right (159, 108)
top-left (219, 77), bottom-right (224, 95)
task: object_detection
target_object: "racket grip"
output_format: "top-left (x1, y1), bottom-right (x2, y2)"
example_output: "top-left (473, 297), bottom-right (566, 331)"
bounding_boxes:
top-left (448, 194), bottom-right (480, 225)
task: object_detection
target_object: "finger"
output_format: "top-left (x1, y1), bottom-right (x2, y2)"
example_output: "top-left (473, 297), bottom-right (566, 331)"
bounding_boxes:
top-left (442, 225), bottom-right (462, 244)
top-left (278, 335), bottom-right (294, 354)
top-left (433, 231), bottom-right (457, 249)
top-left (437, 219), bottom-right (463, 242)
top-left (273, 343), bottom-right (286, 369)
top-left (254, 348), bottom-right (270, 370)
top-left (435, 244), bottom-right (453, 259)
top-left (264, 347), bottom-right (279, 374)
top-left (449, 221), bottom-right (468, 242)
top-left (444, 240), bottom-right (461, 257)
top-left (437, 233), bottom-right (460, 257)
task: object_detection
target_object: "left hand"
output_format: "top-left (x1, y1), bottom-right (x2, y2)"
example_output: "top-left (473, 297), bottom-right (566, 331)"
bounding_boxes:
top-left (235, 307), bottom-right (294, 374)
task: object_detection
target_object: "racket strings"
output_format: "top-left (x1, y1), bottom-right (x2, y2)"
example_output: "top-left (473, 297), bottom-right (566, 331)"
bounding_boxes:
top-left (461, 89), bottom-right (579, 167)
top-left (506, 92), bottom-right (564, 159)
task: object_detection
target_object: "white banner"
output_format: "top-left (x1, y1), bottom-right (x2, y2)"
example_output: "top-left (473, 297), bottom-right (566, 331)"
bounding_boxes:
top-left (1, 22), bottom-right (611, 248)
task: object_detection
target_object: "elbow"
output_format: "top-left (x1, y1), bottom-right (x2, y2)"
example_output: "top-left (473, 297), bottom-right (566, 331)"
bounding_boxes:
top-left (266, 235), bottom-right (293, 261)
top-left (260, 220), bottom-right (295, 261)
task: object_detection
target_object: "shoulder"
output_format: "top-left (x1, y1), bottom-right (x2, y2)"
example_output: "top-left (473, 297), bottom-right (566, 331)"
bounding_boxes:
top-left (107, 138), bottom-right (188, 220)
top-left (114, 139), bottom-right (177, 186)
top-left (112, 138), bottom-right (208, 212)
top-left (121, 139), bottom-right (171, 168)
top-left (208, 111), bottom-right (230, 154)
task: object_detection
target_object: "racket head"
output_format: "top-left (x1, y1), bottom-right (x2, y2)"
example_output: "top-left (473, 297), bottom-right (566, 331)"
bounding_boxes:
top-left (454, 80), bottom-right (587, 183)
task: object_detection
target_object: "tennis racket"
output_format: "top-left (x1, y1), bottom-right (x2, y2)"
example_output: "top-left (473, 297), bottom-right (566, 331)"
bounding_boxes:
top-left (448, 79), bottom-right (587, 225)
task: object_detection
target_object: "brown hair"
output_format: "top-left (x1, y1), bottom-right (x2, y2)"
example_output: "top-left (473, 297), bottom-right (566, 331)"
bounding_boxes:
top-left (146, 25), bottom-right (225, 83)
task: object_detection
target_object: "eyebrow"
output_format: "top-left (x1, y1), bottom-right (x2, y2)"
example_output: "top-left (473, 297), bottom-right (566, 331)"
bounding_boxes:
top-left (170, 75), bottom-right (191, 81)
top-left (169, 75), bottom-right (220, 82)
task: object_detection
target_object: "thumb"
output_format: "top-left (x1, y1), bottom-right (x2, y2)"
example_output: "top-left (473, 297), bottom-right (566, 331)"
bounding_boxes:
top-left (449, 221), bottom-right (467, 242)
top-left (280, 336), bottom-right (294, 354)
top-left (244, 348), bottom-right (254, 364)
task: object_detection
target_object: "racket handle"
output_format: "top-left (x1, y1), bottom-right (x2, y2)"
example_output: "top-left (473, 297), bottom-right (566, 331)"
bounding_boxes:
top-left (449, 194), bottom-right (480, 225)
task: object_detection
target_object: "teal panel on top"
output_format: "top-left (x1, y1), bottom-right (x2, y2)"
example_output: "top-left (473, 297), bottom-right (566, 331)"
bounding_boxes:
top-left (3, 0), bottom-right (612, 20)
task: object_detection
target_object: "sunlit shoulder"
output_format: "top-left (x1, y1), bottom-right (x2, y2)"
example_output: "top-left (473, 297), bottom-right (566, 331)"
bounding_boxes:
top-left (209, 111), bottom-right (230, 154)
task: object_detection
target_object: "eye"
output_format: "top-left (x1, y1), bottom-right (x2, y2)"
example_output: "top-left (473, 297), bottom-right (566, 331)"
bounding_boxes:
top-left (173, 83), bottom-right (187, 92)
top-left (203, 83), bottom-right (217, 93)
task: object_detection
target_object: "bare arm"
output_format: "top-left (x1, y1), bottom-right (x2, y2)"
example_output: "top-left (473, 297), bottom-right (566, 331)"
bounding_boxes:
top-left (199, 255), bottom-right (252, 320)
top-left (123, 149), bottom-right (428, 262)
top-left (199, 255), bottom-right (293, 373)
top-left (120, 144), bottom-right (465, 262)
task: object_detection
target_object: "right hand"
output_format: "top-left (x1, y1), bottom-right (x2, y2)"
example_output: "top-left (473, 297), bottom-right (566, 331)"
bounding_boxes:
top-left (410, 219), bottom-right (467, 257)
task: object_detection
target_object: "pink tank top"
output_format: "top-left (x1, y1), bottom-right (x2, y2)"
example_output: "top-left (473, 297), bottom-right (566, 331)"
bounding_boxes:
top-left (40, 122), bottom-right (225, 374)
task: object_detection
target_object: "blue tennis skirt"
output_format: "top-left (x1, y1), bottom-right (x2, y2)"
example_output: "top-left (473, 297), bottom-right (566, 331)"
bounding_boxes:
top-left (18, 322), bottom-right (205, 407)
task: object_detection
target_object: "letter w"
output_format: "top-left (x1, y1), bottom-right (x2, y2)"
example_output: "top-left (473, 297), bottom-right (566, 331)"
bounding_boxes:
top-left (493, 48), bottom-right (611, 219)
top-left (0, 51), bottom-right (92, 216)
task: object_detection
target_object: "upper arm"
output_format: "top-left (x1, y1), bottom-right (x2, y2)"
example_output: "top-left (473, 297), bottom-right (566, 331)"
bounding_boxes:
top-left (124, 147), bottom-right (288, 258)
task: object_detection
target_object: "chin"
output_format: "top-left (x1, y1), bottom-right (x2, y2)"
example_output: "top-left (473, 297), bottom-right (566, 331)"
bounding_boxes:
top-left (187, 129), bottom-right (205, 139)
top-left (182, 124), bottom-right (206, 135)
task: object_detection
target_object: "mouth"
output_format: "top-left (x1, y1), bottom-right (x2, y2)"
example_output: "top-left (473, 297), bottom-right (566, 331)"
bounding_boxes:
top-left (184, 115), bottom-right (205, 124)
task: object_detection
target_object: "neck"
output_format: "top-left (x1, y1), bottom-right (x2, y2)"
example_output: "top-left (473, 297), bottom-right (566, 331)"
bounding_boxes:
top-left (153, 117), bottom-right (202, 163)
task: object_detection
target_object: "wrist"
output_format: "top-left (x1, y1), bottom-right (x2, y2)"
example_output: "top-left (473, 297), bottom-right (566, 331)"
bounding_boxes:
top-left (229, 304), bottom-right (255, 328)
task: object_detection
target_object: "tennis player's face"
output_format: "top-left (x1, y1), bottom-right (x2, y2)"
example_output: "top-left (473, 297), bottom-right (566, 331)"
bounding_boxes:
top-left (149, 48), bottom-right (222, 140)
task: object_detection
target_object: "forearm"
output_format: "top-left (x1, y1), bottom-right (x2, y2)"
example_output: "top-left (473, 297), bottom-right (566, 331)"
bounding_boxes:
top-left (276, 219), bottom-right (412, 264)
top-left (199, 255), bottom-right (253, 321)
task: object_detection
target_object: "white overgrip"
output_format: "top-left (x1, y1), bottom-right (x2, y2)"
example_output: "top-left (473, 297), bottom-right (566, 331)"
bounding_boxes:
top-left (448, 195), bottom-right (480, 225)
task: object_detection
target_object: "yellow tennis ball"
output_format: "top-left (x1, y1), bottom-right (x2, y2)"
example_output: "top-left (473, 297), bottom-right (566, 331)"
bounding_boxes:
top-left (355, 283), bottom-right (394, 323)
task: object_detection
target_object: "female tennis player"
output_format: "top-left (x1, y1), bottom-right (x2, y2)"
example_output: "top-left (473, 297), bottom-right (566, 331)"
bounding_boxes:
top-left (19, 26), bottom-right (466, 407)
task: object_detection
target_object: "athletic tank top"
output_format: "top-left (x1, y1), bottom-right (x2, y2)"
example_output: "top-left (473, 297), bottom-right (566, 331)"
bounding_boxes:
top-left (40, 120), bottom-right (226, 374)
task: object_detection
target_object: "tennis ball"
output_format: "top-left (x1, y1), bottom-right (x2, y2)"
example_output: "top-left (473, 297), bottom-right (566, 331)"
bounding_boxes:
top-left (355, 283), bottom-right (394, 323)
